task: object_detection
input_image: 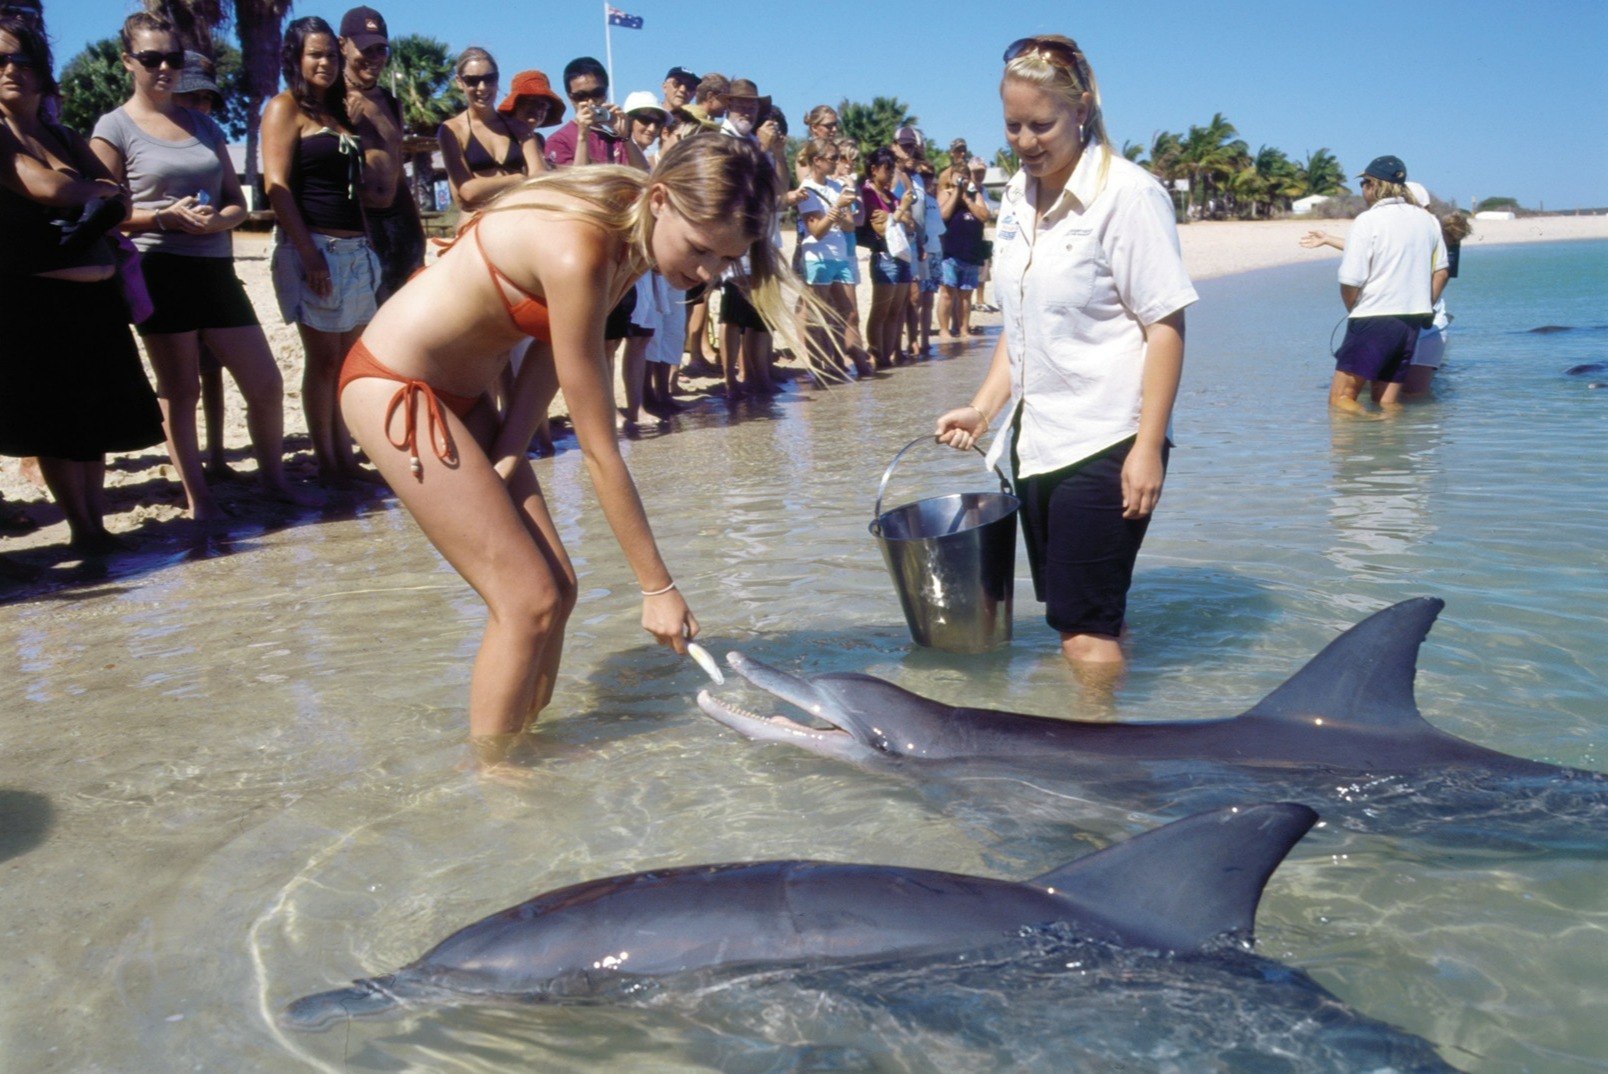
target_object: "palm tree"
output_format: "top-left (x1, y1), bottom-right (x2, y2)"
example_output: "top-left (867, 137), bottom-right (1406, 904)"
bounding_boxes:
top-left (1250, 145), bottom-right (1304, 217)
top-left (145, 0), bottom-right (224, 55)
top-left (836, 96), bottom-right (915, 159)
top-left (233, 0), bottom-right (293, 203)
top-left (1178, 113), bottom-right (1245, 217)
top-left (1297, 148), bottom-right (1345, 198)
top-left (386, 34), bottom-right (459, 210)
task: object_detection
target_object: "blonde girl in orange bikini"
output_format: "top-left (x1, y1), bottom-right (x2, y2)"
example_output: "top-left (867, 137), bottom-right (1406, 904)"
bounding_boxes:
top-left (339, 134), bottom-right (808, 749)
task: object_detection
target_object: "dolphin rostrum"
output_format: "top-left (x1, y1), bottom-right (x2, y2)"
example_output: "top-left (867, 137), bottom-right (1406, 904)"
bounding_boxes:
top-left (698, 598), bottom-right (1608, 848)
top-left (282, 804), bottom-right (1316, 1030)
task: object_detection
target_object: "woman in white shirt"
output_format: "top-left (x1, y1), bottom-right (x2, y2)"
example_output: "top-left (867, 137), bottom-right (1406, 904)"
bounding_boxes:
top-left (935, 35), bottom-right (1196, 672)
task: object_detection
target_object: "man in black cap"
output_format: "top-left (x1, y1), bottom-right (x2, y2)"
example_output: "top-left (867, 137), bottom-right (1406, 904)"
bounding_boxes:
top-left (339, 5), bottom-right (424, 304)
top-left (660, 66), bottom-right (697, 116)
top-left (1321, 154), bottom-right (1448, 409)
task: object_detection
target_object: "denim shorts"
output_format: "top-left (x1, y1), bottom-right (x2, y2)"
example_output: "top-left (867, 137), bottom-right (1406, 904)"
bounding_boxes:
top-left (941, 258), bottom-right (983, 291)
top-left (805, 258), bottom-right (857, 286)
top-left (869, 252), bottom-right (913, 285)
top-left (271, 232), bottom-right (380, 333)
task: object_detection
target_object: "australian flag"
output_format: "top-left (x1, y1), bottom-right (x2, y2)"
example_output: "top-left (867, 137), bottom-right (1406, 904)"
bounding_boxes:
top-left (607, 5), bottom-right (643, 28)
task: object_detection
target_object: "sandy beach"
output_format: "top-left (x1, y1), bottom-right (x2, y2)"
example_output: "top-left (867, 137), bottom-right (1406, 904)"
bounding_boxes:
top-left (0, 211), bottom-right (1602, 567)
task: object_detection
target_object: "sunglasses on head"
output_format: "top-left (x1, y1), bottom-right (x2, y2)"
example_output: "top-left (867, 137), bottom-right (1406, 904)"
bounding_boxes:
top-left (0, 51), bottom-right (36, 69)
top-left (1002, 36), bottom-right (1084, 76)
top-left (129, 50), bottom-right (185, 70)
top-left (460, 73), bottom-right (496, 87)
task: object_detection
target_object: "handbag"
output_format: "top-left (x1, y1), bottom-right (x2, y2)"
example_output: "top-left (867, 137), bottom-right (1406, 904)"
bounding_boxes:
top-left (885, 213), bottom-right (913, 263)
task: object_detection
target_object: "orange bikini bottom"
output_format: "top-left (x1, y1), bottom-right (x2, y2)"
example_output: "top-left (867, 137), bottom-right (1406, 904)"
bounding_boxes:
top-left (339, 339), bottom-right (480, 476)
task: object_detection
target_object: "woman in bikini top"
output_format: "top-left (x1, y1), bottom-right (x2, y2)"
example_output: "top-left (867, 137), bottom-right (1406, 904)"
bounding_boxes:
top-left (336, 134), bottom-right (822, 758)
top-left (437, 50), bottom-right (554, 214)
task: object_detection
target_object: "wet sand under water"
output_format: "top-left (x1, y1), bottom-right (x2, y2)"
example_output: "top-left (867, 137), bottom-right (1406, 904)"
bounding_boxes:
top-left (2, 243), bottom-right (1607, 1072)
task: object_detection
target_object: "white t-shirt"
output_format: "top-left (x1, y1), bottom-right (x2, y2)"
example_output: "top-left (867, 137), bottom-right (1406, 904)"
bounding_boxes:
top-left (1337, 197), bottom-right (1448, 318)
top-left (988, 146), bottom-right (1198, 477)
top-left (797, 178), bottom-right (850, 263)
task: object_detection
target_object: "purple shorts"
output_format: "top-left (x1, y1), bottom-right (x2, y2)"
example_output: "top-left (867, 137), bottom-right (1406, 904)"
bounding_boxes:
top-left (1335, 314), bottom-right (1424, 384)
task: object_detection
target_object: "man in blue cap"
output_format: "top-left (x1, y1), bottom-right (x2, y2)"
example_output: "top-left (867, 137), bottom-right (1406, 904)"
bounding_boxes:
top-left (1324, 154), bottom-right (1448, 409)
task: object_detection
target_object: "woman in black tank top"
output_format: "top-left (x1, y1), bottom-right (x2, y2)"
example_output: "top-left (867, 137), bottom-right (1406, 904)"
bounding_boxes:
top-left (437, 49), bottom-right (551, 215)
top-left (262, 16), bottom-right (379, 487)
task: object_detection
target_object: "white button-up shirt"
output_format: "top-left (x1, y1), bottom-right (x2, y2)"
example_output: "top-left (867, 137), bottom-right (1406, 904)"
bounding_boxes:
top-left (987, 147), bottom-right (1197, 478)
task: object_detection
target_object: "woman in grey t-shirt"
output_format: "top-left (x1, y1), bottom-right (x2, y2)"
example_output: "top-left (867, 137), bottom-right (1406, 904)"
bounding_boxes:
top-left (91, 12), bottom-right (317, 518)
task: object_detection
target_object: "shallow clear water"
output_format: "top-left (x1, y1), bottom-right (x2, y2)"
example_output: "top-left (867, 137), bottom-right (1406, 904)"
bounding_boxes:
top-left (2, 240), bottom-right (1605, 1072)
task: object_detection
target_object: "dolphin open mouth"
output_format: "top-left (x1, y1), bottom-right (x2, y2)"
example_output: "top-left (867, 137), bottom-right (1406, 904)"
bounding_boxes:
top-left (695, 652), bottom-right (860, 755)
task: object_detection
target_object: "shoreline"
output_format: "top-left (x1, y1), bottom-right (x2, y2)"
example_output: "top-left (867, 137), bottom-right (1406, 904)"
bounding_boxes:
top-left (0, 213), bottom-right (1603, 571)
top-left (1176, 212), bottom-right (1608, 282)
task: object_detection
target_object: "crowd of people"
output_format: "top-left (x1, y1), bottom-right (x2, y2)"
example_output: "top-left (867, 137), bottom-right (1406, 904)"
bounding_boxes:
top-left (0, 2), bottom-right (1008, 556)
top-left (2, 7), bottom-right (1461, 742)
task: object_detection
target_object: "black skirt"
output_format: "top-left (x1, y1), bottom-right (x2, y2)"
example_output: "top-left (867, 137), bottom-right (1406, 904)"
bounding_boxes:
top-left (0, 274), bottom-right (164, 461)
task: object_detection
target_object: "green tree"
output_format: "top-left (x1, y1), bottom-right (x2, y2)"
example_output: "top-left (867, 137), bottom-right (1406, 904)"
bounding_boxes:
top-left (836, 96), bottom-right (914, 159)
top-left (1249, 145), bottom-right (1303, 217)
top-left (992, 147), bottom-right (1018, 174)
top-left (1297, 148), bottom-right (1344, 197)
top-left (1178, 113), bottom-right (1245, 217)
top-left (1476, 196), bottom-right (1520, 213)
top-left (386, 34), bottom-right (459, 210)
top-left (59, 39), bottom-right (129, 135)
top-left (1144, 129), bottom-right (1183, 185)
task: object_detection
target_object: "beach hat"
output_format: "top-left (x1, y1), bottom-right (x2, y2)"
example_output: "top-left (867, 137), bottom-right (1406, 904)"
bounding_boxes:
top-left (172, 50), bottom-right (222, 99)
top-left (724, 78), bottom-right (771, 118)
top-left (673, 103), bottom-right (721, 132)
top-left (1405, 180), bottom-right (1431, 207)
top-left (622, 91), bottom-right (667, 124)
top-left (663, 65), bottom-right (699, 90)
top-left (1358, 154), bottom-right (1408, 184)
top-left (497, 70), bottom-right (565, 126)
top-left (967, 156), bottom-right (987, 171)
top-left (894, 125), bottom-right (923, 149)
top-left (338, 6), bottom-right (388, 48)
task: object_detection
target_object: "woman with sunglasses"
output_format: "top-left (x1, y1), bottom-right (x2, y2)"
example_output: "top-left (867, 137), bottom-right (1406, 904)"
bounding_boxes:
top-left (262, 15), bottom-right (380, 488)
top-left (936, 35), bottom-right (1197, 675)
top-left (438, 51), bottom-right (553, 215)
top-left (91, 13), bottom-right (315, 521)
top-left (0, 16), bottom-right (163, 552)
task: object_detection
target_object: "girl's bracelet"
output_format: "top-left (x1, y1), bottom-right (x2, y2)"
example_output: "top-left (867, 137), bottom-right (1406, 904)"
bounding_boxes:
top-left (966, 404), bottom-right (990, 429)
top-left (641, 580), bottom-right (677, 597)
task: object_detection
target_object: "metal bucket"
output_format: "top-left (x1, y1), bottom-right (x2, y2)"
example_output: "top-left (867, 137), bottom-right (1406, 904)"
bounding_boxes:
top-left (870, 435), bottom-right (1019, 653)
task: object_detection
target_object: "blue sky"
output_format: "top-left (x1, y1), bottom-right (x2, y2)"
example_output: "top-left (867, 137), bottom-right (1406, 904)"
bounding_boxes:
top-left (50, 0), bottom-right (1608, 210)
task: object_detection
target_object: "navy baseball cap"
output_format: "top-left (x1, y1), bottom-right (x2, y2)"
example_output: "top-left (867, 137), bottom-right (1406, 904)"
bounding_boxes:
top-left (1358, 155), bottom-right (1408, 184)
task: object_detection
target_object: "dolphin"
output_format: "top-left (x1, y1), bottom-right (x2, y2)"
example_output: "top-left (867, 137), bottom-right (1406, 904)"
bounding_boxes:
top-left (697, 598), bottom-right (1608, 849)
top-left (283, 804), bottom-right (1316, 1029)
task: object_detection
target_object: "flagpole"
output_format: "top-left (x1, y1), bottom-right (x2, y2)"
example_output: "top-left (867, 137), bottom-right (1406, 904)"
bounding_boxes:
top-left (603, 1), bottom-right (614, 95)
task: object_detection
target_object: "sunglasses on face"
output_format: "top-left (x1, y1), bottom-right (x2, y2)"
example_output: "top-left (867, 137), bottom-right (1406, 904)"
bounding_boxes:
top-left (129, 50), bottom-right (185, 70)
top-left (460, 73), bottom-right (496, 87)
top-left (814, 120), bottom-right (838, 130)
top-left (570, 87), bottom-right (606, 102)
top-left (0, 51), bottom-right (36, 69)
top-left (358, 44), bottom-right (389, 60)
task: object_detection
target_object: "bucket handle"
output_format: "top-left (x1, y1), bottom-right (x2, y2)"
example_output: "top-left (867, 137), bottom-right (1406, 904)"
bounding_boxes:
top-left (873, 434), bottom-right (1014, 529)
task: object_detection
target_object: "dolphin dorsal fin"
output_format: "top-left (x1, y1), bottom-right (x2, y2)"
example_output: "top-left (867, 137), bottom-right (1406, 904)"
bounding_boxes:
top-left (1030, 803), bottom-right (1318, 953)
top-left (1240, 597), bottom-right (1444, 730)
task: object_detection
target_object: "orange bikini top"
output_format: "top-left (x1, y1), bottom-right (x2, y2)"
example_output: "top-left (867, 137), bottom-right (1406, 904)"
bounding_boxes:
top-left (459, 213), bottom-right (552, 341)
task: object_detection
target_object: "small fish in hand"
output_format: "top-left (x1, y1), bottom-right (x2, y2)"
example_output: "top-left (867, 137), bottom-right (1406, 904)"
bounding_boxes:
top-left (686, 642), bottom-right (725, 685)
